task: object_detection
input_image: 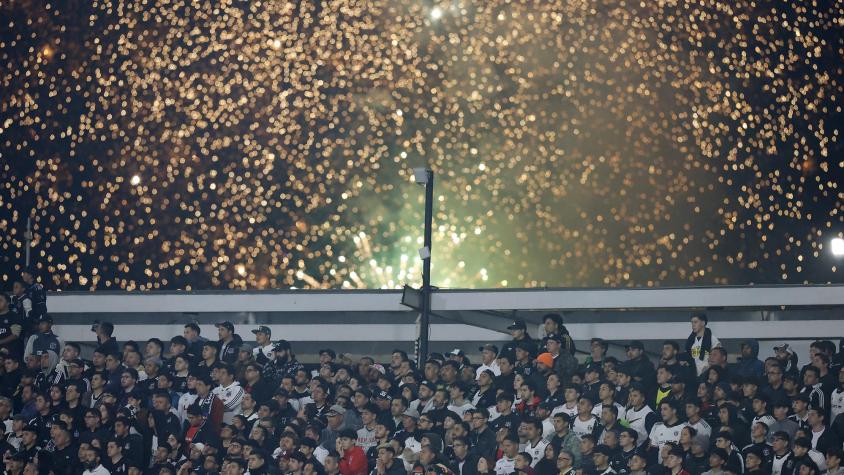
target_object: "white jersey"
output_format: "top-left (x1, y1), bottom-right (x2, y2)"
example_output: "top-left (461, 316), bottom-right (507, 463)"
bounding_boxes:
top-left (593, 402), bottom-right (627, 421)
top-left (572, 415), bottom-right (600, 440)
top-left (690, 334), bottom-right (721, 376)
top-left (447, 401), bottom-right (475, 418)
top-left (685, 418), bottom-right (712, 438)
top-left (831, 388), bottom-right (844, 422)
top-left (494, 456), bottom-right (516, 475)
top-left (626, 405), bottom-right (655, 446)
top-left (554, 402), bottom-right (579, 420)
top-left (213, 381), bottom-right (244, 424)
top-left (771, 452), bottom-right (792, 475)
top-left (648, 421), bottom-right (683, 462)
top-left (524, 439), bottom-right (550, 467)
top-left (253, 344), bottom-right (274, 361)
top-left (356, 425), bottom-right (378, 451)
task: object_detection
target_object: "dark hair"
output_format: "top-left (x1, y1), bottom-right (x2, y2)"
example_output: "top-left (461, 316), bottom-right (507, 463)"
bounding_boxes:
top-left (691, 313), bottom-right (708, 323)
top-left (663, 341), bottom-right (680, 351)
top-left (184, 323), bottom-right (200, 334)
top-left (804, 366), bottom-right (820, 377)
top-left (99, 322), bottom-right (114, 336)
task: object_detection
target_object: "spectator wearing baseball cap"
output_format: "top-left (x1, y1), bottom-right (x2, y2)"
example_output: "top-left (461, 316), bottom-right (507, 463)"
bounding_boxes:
top-left (502, 319), bottom-right (538, 358)
top-left (476, 344), bottom-right (501, 380)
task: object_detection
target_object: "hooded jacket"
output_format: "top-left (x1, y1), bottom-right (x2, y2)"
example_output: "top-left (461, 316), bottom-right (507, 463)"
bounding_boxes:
top-left (732, 340), bottom-right (765, 378)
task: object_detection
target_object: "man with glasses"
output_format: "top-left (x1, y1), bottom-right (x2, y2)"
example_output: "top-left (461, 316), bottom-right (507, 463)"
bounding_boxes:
top-left (468, 408), bottom-right (496, 461)
top-left (449, 436), bottom-right (479, 475)
top-left (556, 449), bottom-right (576, 475)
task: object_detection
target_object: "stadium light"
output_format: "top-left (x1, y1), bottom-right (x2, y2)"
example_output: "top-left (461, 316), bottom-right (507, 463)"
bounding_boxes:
top-left (831, 237), bottom-right (844, 257)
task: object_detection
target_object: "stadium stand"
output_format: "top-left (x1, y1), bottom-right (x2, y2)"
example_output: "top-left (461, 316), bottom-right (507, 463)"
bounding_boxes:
top-left (1, 275), bottom-right (843, 475)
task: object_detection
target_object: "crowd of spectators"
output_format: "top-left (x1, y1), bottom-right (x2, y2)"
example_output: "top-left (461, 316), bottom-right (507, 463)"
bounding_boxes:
top-left (1, 272), bottom-right (843, 475)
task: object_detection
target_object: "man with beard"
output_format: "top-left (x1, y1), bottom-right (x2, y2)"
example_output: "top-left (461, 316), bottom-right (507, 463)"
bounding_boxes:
top-left (262, 340), bottom-right (304, 387)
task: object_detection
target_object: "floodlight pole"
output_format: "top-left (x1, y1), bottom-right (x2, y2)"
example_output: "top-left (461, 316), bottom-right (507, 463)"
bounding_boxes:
top-left (418, 169), bottom-right (434, 366)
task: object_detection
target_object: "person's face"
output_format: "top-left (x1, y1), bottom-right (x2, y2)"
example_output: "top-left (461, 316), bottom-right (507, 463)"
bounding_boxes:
top-left (498, 358), bottom-right (512, 373)
top-left (62, 345), bottom-right (78, 361)
top-left (66, 385), bottom-right (79, 401)
top-left (691, 317), bottom-right (705, 333)
top-left (518, 384), bottom-right (531, 401)
top-left (496, 399), bottom-right (511, 413)
top-left (666, 454), bottom-right (683, 469)
top-left (49, 385), bottom-right (62, 401)
top-left (580, 438), bottom-right (594, 454)
top-left (557, 452), bottom-right (573, 470)
top-left (546, 339), bottom-right (561, 355)
top-left (21, 431), bottom-right (35, 446)
top-left (419, 416), bottom-right (433, 430)
top-left (662, 344), bottom-right (677, 360)
top-left (626, 347), bottom-right (642, 360)
top-left (482, 348), bottom-right (496, 364)
top-left (793, 445), bottom-right (807, 457)
top-left (686, 403), bottom-right (699, 419)
top-left (601, 408), bottom-right (615, 426)
top-left (105, 355), bottom-right (119, 370)
top-left (715, 437), bottom-right (729, 450)
top-left (827, 454), bottom-right (841, 469)
top-left (660, 404), bottom-right (675, 422)
top-left (509, 328), bottom-right (525, 339)
top-left (323, 457), bottom-right (338, 474)
top-left (125, 352), bottom-right (140, 367)
top-left (202, 345), bottom-right (214, 360)
top-left (339, 436), bottom-right (354, 451)
top-left (807, 410), bottom-right (822, 427)
top-left (248, 454), bottom-right (264, 470)
top-left (804, 370), bottom-right (818, 386)
top-left (502, 439), bottom-right (518, 457)
top-left (793, 399), bottom-right (807, 414)
top-left (577, 399), bottom-right (592, 415)
top-left (516, 454), bottom-right (530, 470)
top-left (598, 384), bottom-right (612, 401)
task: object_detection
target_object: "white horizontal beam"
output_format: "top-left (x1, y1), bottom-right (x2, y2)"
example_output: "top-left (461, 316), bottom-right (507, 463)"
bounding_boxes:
top-left (46, 285), bottom-right (844, 314)
top-left (51, 320), bottom-right (843, 343)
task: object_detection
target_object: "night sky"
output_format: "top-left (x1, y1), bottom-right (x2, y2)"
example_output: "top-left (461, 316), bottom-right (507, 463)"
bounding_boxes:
top-left (1, 0), bottom-right (842, 291)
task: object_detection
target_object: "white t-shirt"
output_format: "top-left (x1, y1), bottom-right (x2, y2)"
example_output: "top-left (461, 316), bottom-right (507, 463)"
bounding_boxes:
top-left (554, 402), bottom-right (579, 420)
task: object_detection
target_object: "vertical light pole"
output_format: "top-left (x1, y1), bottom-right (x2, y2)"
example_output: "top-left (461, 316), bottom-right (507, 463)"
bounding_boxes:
top-left (413, 168), bottom-right (434, 366)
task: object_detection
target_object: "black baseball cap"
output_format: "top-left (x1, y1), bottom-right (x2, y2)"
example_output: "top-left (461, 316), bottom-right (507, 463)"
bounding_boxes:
top-left (251, 326), bottom-right (271, 336)
top-left (272, 340), bottom-right (291, 351)
top-left (38, 314), bottom-right (53, 323)
top-left (507, 319), bottom-right (527, 330)
top-left (626, 340), bottom-right (644, 350)
top-left (478, 344), bottom-right (499, 354)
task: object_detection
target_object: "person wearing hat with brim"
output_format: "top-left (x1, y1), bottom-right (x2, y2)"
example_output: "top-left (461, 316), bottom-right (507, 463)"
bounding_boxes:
top-left (501, 319), bottom-right (538, 359)
top-left (23, 313), bottom-right (63, 363)
top-left (475, 344), bottom-right (501, 380)
top-left (250, 325), bottom-right (273, 366)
